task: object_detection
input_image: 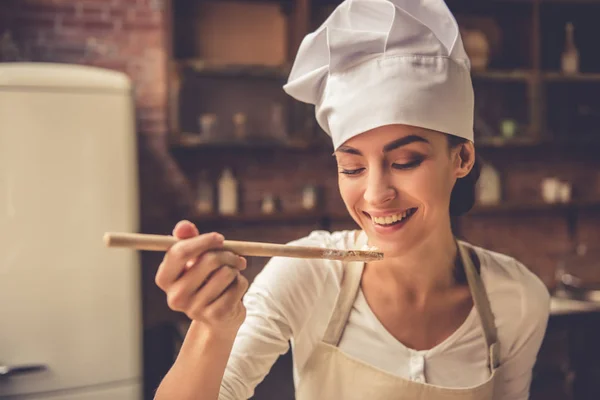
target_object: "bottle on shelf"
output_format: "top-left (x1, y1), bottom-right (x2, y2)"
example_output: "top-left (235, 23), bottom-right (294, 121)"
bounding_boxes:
top-left (261, 193), bottom-right (276, 214)
top-left (302, 185), bottom-right (318, 210)
top-left (198, 113), bottom-right (218, 141)
top-left (476, 162), bottom-right (501, 205)
top-left (194, 170), bottom-right (214, 214)
top-left (218, 168), bottom-right (239, 215)
top-left (561, 22), bottom-right (579, 75)
top-left (232, 112), bottom-right (247, 140)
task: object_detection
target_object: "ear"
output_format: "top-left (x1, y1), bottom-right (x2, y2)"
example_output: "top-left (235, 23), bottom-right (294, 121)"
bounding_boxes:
top-left (453, 141), bottom-right (475, 179)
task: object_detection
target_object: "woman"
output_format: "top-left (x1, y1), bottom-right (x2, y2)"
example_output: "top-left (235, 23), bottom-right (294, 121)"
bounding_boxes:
top-left (154, 1), bottom-right (550, 399)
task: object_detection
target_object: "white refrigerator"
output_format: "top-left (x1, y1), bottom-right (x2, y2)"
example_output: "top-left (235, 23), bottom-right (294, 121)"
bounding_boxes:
top-left (0, 63), bottom-right (142, 399)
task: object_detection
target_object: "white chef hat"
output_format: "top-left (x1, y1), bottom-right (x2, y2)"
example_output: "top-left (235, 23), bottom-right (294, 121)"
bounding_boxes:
top-left (283, 0), bottom-right (474, 150)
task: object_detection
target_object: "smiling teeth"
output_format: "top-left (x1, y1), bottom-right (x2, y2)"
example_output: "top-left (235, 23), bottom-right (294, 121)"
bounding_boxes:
top-left (372, 210), bottom-right (413, 225)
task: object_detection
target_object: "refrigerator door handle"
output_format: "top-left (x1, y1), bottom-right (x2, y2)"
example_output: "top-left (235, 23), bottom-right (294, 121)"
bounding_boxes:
top-left (0, 363), bottom-right (48, 378)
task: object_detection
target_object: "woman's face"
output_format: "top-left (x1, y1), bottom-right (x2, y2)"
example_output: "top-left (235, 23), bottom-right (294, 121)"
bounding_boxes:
top-left (335, 124), bottom-right (473, 257)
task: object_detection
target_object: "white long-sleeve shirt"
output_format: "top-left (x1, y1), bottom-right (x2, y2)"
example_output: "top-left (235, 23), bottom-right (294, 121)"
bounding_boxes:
top-left (219, 230), bottom-right (551, 399)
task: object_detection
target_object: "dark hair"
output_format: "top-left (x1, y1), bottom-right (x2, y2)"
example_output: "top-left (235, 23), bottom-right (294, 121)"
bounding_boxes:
top-left (447, 134), bottom-right (481, 216)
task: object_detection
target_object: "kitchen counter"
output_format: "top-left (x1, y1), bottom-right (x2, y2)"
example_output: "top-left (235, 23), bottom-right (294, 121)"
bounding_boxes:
top-left (535, 296), bottom-right (600, 400)
top-left (550, 296), bottom-right (600, 316)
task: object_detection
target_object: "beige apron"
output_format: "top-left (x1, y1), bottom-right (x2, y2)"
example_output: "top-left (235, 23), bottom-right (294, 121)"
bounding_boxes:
top-left (296, 238), bottom-right (499, 400)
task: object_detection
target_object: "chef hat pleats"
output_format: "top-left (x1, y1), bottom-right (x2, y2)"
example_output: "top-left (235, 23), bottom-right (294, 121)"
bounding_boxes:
top-left (283, 0), bottom-right (475, 149)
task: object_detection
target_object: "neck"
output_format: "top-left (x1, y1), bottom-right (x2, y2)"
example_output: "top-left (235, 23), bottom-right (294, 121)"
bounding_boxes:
top-left (366, 222), bottom-right (460, 302)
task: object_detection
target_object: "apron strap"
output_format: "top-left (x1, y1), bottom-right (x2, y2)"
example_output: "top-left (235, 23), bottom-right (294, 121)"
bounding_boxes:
top-left (323, 261), bottom-right (365, 346)
top-left (322, 231), bottom-right (366, 346)
top-left (457, 241), bottom-right (500, 372)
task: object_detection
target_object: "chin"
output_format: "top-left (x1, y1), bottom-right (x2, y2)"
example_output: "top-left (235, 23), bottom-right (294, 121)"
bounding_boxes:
top-left (357, 228), bottom-right (414, 260)
top-left (357, 211), bottom-right (431, 259)
top-left (371, 235), bottom-right (416, 259)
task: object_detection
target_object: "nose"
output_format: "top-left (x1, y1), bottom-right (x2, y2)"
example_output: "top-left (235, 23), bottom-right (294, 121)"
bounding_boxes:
top-left (363, 169), bottom-right (396, 206)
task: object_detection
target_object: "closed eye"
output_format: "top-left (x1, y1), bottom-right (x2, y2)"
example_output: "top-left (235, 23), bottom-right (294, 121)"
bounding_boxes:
top-left (392, 159), bottom-right (423, 170)
top-left (340, 168), bottom-right (365, 176)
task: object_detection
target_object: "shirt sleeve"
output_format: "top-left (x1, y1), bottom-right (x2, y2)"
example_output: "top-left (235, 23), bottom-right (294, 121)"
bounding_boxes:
top-left (218, 235), bottom-right (334, 400)
top-left (494, 259), bottom-right (551, 400)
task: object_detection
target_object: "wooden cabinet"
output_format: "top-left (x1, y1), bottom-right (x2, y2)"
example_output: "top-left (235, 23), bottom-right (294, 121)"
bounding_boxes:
top-left (165, 0), bottom-right (321, 149)
top-left (165, 0), bottom-right (600, 150)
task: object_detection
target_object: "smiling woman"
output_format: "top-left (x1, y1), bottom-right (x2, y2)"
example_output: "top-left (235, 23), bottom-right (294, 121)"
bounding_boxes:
top-left (152, 1), bottom-right (550, 400)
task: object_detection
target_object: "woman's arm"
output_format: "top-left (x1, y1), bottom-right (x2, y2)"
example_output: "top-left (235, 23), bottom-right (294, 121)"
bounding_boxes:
top-left (155, 322), bottom-right (240, 400)
top-left (155, 223), bottom-right (333, 400)
top-left (153, 221), bottom-right (248, 400)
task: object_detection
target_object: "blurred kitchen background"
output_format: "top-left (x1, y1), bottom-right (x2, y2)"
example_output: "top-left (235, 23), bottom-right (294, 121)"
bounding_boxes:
top-left (1, 0), bottom-right (600, 399)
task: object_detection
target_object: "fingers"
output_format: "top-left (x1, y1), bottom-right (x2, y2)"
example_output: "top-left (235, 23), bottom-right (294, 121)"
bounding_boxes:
top-left (192, 250), bottom-right (246, 277)
top-left (155, 232), bottom-right (224, 289)
top-left (164, 251), bottom-right (246, 312)
top-left (195, 266), bottom-right (240, 308)
top-left (210, 273), bottom-right (249, 308)
top-left (156, 221), bottom-right (250, 328)
top-left (194, 273), bottom-right (249, 322)
top-left (172, 220), bottom-right (199, 239)
top-left (173, 221), bottom-right (201, 268)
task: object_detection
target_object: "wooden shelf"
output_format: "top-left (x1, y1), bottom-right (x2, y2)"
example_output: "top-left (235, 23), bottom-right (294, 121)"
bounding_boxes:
top-left (170, 133), bottom-right (599, 152)
top-left (196, 0), bottom-right (293, 3)
top-left (175, 60), bottom-right (290, 79)
top-left (476, 137), bottom-right (600, 150)
top-left (187, 200), bottom-right (600, 228)
top-left (471, 70), bottom-right (600, 83)
top-left (189, 210), bottom-right (352, 227)
top-left (470, 199), bottom-right (600, 215)
top-left (471, 70), bottom-right (534, 82)
top-left (542, 72), bottom-right (600, 82)
top-left (483, 0), bottom-right (600, 3)
top-left (476, 136), bottom-right (542, 148)
top-left (169, 134), bottom-right (325, 151)
top-left (537, 0), bottom-right (600, 4)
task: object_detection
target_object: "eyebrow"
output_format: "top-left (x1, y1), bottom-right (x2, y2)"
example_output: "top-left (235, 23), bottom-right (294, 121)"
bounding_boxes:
top-left (335, 134), bottom-right (430, 156)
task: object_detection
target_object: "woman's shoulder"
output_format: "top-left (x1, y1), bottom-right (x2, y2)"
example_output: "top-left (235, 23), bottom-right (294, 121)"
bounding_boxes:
top-left (244, 229), bottom-right (356, 338)
top-left (249, 229), bottom-right (357, 302)
top-left (468, 243), bottom-right (549, 303)
top-left (463, 242), bottom-right (551, 358)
